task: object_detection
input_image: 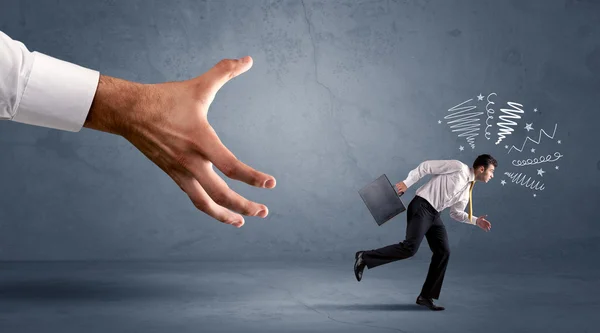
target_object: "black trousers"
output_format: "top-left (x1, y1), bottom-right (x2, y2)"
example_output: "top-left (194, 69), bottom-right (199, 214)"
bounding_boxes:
top-left (362, 195), bottom-right (450, 300)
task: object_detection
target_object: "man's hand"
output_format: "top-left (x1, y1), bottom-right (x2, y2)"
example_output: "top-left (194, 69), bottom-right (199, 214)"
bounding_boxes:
top-left (84, 56), bottom-right (276, 228)
top-left (395, 181), bottom-right (407, 195)
top-left (476, 215), bottom-right (491, 232)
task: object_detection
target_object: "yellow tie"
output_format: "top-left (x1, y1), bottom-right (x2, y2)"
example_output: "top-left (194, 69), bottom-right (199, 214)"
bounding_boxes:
top-left (468, 181), bottom-right (475, 222)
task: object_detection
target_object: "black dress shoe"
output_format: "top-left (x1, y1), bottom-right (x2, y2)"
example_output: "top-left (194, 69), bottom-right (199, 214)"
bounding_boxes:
top-left (354, 251), bottom-right (366, 282)
top-left (416, 295), bottom-right (445, 311)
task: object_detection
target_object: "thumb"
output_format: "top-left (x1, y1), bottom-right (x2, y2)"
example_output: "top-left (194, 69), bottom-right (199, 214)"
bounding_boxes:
top-left (197, 56), bottom-right (253, 97)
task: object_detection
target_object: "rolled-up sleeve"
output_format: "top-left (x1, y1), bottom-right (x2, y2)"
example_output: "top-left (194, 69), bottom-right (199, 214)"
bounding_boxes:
top-left (1, 30), bottom-right (99, 132)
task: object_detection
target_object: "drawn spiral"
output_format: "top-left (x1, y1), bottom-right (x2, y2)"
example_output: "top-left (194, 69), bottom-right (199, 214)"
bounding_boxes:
top-left (445, 99), bottom-right (483, 149)
top-left (504, 172), bottom-right (545, 191)
top-left (495, 102), bottom-right (524, 145)
top-left (512, 152), bottom-right (563, 167)
top-left (484, 93), bottom-right (496, 140)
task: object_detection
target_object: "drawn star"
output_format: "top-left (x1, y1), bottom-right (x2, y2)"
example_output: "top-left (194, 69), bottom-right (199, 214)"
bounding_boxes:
top-left (501, 180), bottom-right (506, 186)
top-left (505, 145), bottom-right (509, 149)
top-left (533, 108), bottom-right (538, 112)
top-left (537, 168), bottom-right (545, 177)
top-left (533, 193), bottom-right (537, 197)
top-left (477, 94), bottom-right (484, 101)
top-left (438, 120), bottom-right (442, 124)
top-left (555, 165), bottom-right (559, 170)
top-left (557, 140), bottom-right (562, 144)
top-left (531, 148), bottom-right (536, 153)
top-left (459, 145), bottom-right (464, 151)
top-left (524, 123), bottom-right (534, 131)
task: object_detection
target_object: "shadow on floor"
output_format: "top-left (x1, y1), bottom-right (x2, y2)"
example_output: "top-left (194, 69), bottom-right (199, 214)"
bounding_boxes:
top-left (312, 303), bottom-right (429, 311)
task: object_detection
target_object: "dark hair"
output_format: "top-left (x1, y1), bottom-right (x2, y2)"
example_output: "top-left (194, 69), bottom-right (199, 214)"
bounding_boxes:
top-left (473, 154), bottom-right (498, 170)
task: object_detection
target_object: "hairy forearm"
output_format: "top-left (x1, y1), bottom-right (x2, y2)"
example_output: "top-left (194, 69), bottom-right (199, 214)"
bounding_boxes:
top-left (83, 74), bottom-right (147, 136)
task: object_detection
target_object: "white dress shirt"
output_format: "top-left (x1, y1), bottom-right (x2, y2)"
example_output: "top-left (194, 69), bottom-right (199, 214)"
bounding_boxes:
top-left (0, 30), bottom-right (99, 132)
top-left (403, 159), bottom-right (478, 225)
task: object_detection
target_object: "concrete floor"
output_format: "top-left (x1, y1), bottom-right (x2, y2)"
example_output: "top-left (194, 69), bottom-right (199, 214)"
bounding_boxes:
top-left (0, 259), bottom-right (598, 333)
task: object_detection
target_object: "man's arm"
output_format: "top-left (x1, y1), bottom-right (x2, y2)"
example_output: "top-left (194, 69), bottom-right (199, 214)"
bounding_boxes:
top-left (449, 199), bottom-right (477, 225)
top-left (450, 200), bottom-right (492, 231)
top-left (1, 30), bottom-right (276, 228)
top-left (402, 160), bottom-right (464, 188)
top-left (0, 30), bottom-right (99, 131)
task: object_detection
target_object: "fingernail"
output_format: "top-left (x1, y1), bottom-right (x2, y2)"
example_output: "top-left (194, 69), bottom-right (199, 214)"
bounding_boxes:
top-left (232, 218), bottom-right (244, 227)
top-left (263, 179), bottom-right (276, 188)
top-left (256, 209), bottom-right (268, 218)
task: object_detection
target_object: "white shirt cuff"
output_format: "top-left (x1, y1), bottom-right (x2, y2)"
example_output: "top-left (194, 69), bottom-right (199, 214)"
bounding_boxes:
top-left (12, 51), bottom-right (99, 132)
top-left (470, 216), bottom-right (478, 225)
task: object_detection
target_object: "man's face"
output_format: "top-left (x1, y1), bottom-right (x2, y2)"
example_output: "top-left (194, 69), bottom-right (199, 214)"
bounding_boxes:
top-left (477, 165), bottom-right (495, 183)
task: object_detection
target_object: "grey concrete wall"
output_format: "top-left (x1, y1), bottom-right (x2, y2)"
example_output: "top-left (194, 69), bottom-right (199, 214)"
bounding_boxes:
top-left (0, 0), bottom-right (598, 262)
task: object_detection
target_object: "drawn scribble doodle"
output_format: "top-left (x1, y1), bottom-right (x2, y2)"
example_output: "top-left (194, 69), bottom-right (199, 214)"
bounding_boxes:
top-left (507, 123), bottom-right (558, 154)
top-left (495, 102), bottom-right (524, 144)
top-left (484, 93), bottom-right (496, 140)
top-left (512, 152), bottom-right (564, 167)
top-left (504, 172), bottom-right (545, 191)
top-left (444, 99), bottom-right (483, 149)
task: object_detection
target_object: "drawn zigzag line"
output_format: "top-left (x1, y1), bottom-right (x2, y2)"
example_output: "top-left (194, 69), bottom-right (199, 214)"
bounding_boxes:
top-left (495, 102), bottom-right (524, 145)
top-left (445, 98), bottom-right (483, 149)
top-left (507, 123), bottom-right (558, 154)
top-left (504, 171), bottom-right (545, 191)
